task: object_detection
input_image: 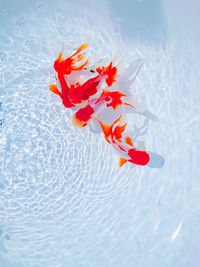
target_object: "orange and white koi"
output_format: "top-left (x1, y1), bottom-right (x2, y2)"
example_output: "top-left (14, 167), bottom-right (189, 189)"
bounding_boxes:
top-left (98, 115), bottom-right (150, 167)
top-left (72, 90), bottom-right (135, 128)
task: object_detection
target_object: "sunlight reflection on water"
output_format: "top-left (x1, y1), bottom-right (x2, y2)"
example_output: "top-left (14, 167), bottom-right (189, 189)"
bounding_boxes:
top-left (0, 0), bottom-right (199, 266)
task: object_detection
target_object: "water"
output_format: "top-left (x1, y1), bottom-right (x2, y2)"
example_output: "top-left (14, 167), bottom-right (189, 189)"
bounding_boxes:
top-left (0, 0), bottom-right (199, 266)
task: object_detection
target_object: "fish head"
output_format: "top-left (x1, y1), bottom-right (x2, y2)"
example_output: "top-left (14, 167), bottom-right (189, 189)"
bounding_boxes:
top-left (128, 148), bottom-right (150, 166)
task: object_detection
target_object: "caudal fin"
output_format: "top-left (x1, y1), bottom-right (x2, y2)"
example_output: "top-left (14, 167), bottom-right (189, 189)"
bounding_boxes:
top-left (113, 122), bottom-right (127, 141)
top-left (71, 43), bottom-right (89, 57)
top-left (70, 43), bottom-right (89, 71)
top-left (96, 62), bottom-right (118, 87)
top-left (95, 90), bottom-right (127, 110)
top-left (97, 119), bottom-right (112, 143)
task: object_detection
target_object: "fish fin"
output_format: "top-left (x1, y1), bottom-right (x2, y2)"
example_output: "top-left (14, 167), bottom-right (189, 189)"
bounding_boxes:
top-left (57, 52), bottom-right (64, 63)
top-left (97, 119), bottom-right (111, 143)
top-left (119, 157), bottom-right (128, 167)
top-left (94, 90), bottom-right (110, 105)
top-left (143, 110), bottom-right (159, 122)
top-left (113, 123), bottom-right (127, 140)
top-left (125, 136), bottom-right (133, 146)
top-left (49, 84), bottom-right (61, 96)
top-left (112, 114), bottom-right (123, 126)
top-left (124, 102), bottom-right (135, 109)
top-left (108, 91), bottom-right (127, 110)
top-left (71, 43), bottom-right (89, 57)
top-left (96, 62), bottom-right (118, 87)
top-left (71, 59), bottom-right (89, 71)
top-left (126, 58), bottom-right (144, 82)
top-left (98, 114), bottom-right (126, 142)
top-left (69, 44), bottom-right (89, 71)
top-left (111, 113), bottom-right (127, 140)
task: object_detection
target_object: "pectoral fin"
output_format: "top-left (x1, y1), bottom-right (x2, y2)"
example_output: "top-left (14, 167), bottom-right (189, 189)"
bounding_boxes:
top-left (119, 157), bottom-right (128, 167)
top-left (125, 136), bottom-right (133, 146)
top-left (49, 84), bottom-right (61, 96)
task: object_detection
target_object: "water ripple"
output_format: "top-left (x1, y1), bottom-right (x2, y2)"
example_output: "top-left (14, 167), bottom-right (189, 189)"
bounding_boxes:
top-left (0, 0), bottom-right (199, 266)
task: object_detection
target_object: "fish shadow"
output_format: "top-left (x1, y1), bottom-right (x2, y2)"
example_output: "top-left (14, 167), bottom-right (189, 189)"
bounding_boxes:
top-left (147, 151), bottom-right (165, 168)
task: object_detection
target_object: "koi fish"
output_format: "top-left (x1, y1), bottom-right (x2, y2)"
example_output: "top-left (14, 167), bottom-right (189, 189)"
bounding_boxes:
top-left (72, 90), bottom-right (135, 128)
top-left (68, 62), bottom-right (118, 105)
top-left (98, 115), bottom-right (150, 167)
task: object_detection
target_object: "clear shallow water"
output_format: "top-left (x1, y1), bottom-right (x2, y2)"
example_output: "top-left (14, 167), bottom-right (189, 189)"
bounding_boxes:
top-left (0, 0), bottom-right (199, 266)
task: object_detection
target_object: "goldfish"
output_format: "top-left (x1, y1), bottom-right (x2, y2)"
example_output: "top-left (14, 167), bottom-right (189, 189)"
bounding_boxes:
top-left (49, 61), bottom-right (117, 108)
top-left (49, 44), bottom-right (90, 108)
top-left (98, 115), bottom-right (150, 167)
top-left (72, 90), bottom-right (135, 128)
top-left (50, 45), bottom-right (118, 108)
top-left (68, 62), bottom-right (118, 105)
top-left (49, 44), bottom-right (88, 108)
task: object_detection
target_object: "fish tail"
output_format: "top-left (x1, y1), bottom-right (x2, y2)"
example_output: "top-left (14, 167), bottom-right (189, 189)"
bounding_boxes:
top-left (113, 122), bottom-right (127, 141)
top-left (105, 91), bottom-right (130, 110)
top-left (71, 43), bottom-right (89, 57)
top-left (71, 59), bottom-right (89, 71)
top-left (70, 44), bottom-right (89, 68)
top-left (96, 62), bottom-right (118, 87)
top-left (124, 102), bottom-right (135, 109)
top-left (97, 119), bottom-right (111, 143)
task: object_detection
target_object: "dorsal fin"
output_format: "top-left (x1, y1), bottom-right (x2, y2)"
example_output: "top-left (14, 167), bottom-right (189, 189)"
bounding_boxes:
top-left (57, 52), bottom-right (64, 63)
top-left (125, 136), bottom-right (133, 146)
top-left (119, 157), bottom-right (128, 167)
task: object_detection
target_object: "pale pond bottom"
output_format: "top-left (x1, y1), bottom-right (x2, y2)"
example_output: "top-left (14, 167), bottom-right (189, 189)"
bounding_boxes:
top-left (0, 0), bottom-right (199, 266)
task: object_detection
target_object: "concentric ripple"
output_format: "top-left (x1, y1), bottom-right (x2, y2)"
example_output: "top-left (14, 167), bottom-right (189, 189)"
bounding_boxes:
top-left (0, 0), bottom-right (199, 266)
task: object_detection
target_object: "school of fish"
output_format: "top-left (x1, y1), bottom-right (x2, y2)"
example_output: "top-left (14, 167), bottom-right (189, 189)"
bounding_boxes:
top-left (49, 44), bottom-right (155, 167)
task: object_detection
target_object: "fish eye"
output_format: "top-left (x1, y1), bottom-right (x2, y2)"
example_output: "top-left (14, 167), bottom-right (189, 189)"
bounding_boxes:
top-left (84, 67), bottom-right (87, 70)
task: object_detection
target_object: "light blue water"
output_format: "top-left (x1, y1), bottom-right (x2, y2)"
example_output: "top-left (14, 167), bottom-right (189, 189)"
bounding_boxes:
top-left (0, 0), bottom-right (199, 266)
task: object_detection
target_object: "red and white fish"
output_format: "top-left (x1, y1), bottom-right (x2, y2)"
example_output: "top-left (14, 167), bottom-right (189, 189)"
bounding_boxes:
top-left (49, 46), bottom-right (118, 108)
top-left (72, 90), bottom-right (135, 128)
top-left (68, 61), bottom-right (118, 105)
top-left (49, 43), bottom-right (90, 108)
top-left (98, 115), bottom-right (150, 167)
